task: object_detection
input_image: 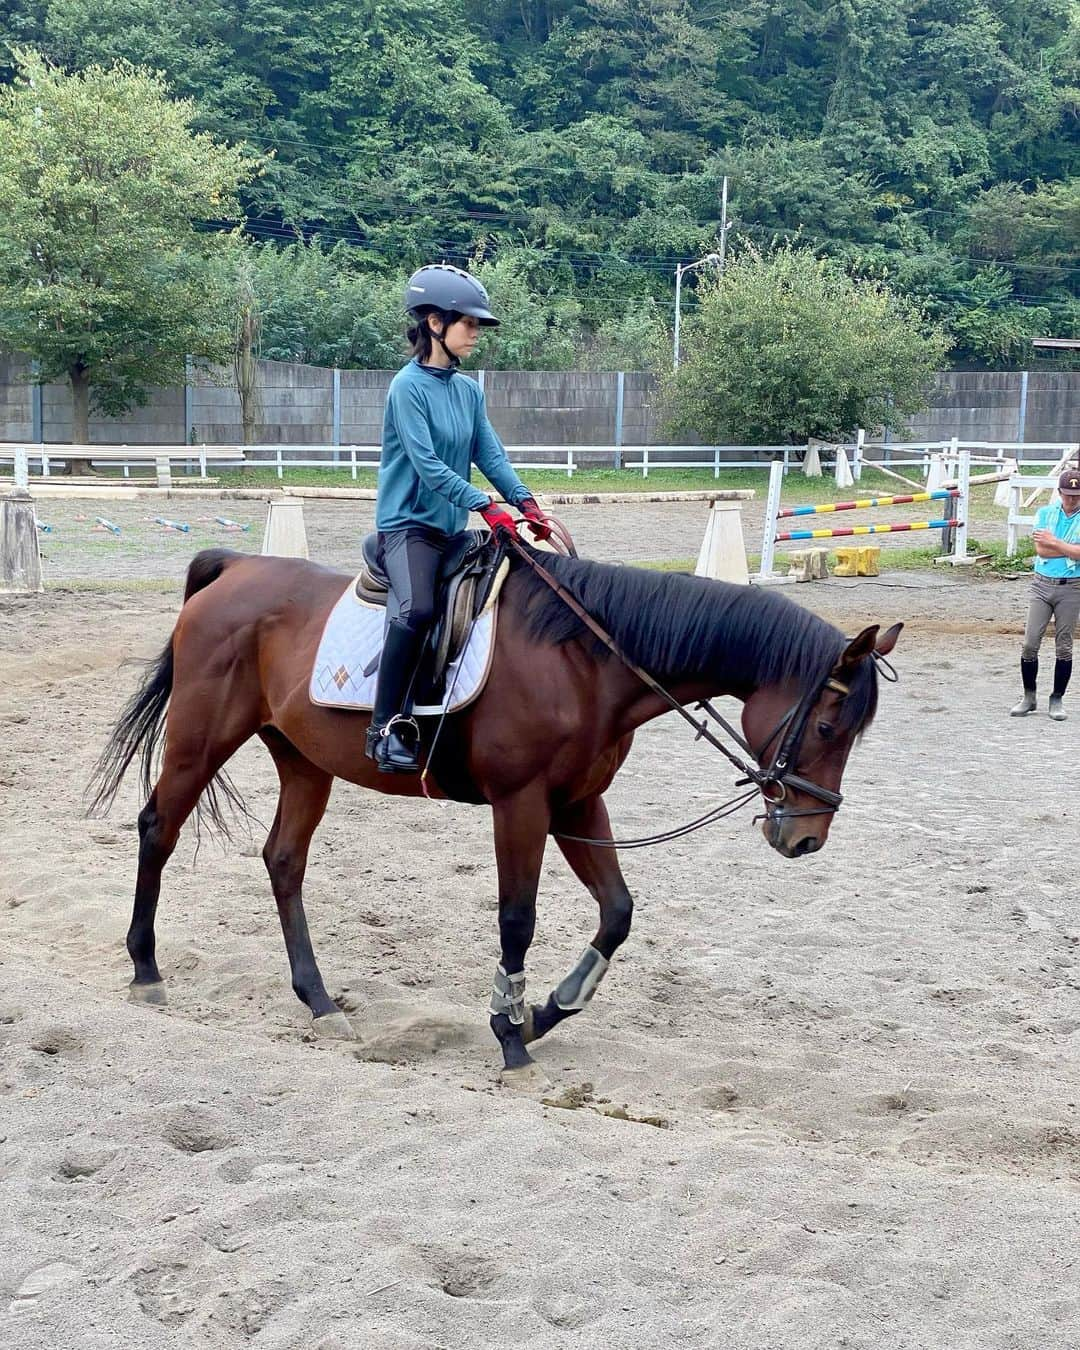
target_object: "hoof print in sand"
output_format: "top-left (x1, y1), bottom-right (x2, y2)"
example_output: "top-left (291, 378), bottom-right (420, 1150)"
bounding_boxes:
top-left (9, 1261), bottom-right (82, 1314)
top-left (355, 1013), bottom-right (473, 1063)
top-left (213, 1280), bottom-right (293, 1338)
top-left (418, 1245), bottom-right (501, 1300)
top-left (132, 1261), bottom-right (198, 1327)
top-left (29, 1025), bottom-right (83, 1058)
top-left (55, 1149), bottom-right (114, 1182)
top-left (695, 1083), bottom-right (740, 1111)
top-left (160, 1103), bottom-right (236, 1154)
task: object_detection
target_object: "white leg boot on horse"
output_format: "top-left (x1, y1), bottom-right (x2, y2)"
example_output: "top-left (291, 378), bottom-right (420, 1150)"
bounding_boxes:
top-left (523, 794), bottom-right (632, 1048)
top-left (488, 784), bottom-right (552, 1094)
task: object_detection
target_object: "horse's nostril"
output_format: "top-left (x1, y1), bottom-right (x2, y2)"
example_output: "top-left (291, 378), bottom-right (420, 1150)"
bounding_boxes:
top-left (792, 836), bottom-right (821, 857)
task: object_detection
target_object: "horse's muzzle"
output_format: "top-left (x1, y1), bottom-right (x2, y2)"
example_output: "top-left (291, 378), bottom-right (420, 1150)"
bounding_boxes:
top-left (763, 814), bottom-right (826, 858)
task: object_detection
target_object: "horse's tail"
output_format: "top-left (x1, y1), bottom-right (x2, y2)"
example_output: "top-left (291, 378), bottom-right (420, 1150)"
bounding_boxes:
top-left (87, 549), bottom-right (244, 817)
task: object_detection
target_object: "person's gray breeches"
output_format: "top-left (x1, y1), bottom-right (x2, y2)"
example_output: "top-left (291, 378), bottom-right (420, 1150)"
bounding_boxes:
top-left (1022, 576), bottom-right (1080, 661)
top-left (379, 527), bottom-right (449, 632)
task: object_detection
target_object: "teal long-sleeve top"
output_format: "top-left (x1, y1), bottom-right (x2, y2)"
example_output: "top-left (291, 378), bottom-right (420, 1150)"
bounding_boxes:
top-left (375, 358), bottom-right (531, 534)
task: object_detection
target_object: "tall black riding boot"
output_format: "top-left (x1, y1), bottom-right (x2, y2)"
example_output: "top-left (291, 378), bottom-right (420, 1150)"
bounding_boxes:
top-left (1010, 656), bottom-right (1038, 716)
top-left (365, 619), bottom-right (422, 773)
top-left (1049, 658), bottom-right (1071, 722)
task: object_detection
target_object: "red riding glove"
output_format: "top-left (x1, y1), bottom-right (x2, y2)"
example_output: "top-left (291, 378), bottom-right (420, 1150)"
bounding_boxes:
top-left (480, 498), bottom-right (518, 539)
top-left (519, 496), bottom-right (554, 542)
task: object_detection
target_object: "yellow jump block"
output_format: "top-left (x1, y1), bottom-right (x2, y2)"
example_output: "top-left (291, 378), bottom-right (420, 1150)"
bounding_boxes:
top-left (833, 545), bottom-right (880, 577)
top-left (782, 548), bottom-right (829, 582)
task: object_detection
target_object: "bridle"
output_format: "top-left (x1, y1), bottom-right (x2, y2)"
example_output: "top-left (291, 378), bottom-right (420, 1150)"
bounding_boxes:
top-left (504, 530), bottom-right (896, 850)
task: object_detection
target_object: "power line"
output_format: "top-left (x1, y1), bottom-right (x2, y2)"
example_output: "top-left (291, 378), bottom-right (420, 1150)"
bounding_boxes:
top-left (223, 219), bottom-right (1079, 312)
top-left (228, 202), bottom-right (1080, 285)
top-left (215, 218), bottom-right (704, 272)
top-left (734, 221), bottom-right (1080, 279)
top-left (222, 126), bottom-right (1080, 272)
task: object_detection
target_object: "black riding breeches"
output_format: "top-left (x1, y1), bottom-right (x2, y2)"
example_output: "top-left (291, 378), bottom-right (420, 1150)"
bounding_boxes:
top-left (378, 527), bottom-right (462, 634)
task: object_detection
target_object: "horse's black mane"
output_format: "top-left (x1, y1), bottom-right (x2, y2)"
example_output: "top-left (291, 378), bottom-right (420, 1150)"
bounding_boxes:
top-left (511, 549), bottom-right (878, 734)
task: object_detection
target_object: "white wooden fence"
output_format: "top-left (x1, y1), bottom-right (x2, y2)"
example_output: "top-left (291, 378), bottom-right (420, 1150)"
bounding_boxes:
top-left (0, 443), bottom-right (245, 489)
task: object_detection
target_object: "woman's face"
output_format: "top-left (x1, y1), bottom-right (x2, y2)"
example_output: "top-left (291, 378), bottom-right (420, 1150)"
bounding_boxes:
top-left (429, 312), bottom-right (481, 362)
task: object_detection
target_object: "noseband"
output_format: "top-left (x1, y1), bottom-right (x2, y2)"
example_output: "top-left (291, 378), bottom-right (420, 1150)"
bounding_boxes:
top-left (506, 537), bottom-right (895, 849)
top-left (693, 671), bottom-right (849, 829)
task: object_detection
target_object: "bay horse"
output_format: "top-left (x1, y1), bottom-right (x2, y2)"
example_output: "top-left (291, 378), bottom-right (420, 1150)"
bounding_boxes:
top-left (90, 543), bottom-right (901, 1085)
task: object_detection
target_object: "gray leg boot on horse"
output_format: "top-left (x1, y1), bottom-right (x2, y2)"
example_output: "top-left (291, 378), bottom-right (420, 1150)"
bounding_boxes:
top-left (365, 618), bottom-right (423, 774)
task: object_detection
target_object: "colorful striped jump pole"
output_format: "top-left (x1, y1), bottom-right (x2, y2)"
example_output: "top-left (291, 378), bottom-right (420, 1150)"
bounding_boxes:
top-left (777, 519), bottom-right (960, 542)
top-left (754, 454), bottom-right (972, 582)
top-left (778, 489), bottom-right (959, 518)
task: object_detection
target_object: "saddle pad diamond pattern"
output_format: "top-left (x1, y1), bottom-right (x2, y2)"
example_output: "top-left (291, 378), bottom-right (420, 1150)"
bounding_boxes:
top-left (309, 579), bottom-right (496, 715)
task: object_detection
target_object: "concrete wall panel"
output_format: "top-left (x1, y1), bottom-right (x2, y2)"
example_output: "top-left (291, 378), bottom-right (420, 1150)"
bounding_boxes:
top-left (4, 355), bottom-right (1080, 450)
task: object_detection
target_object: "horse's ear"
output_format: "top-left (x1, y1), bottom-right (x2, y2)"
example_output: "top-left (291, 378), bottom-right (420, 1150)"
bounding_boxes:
top-left (875, 622), bottom-right (903, 657)
top-left (839, 625), bottom-right (879, 668)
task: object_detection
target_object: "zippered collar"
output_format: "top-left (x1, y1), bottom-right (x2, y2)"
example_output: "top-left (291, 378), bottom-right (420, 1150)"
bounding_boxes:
top-left (412, 357), bottom-right (456, 382)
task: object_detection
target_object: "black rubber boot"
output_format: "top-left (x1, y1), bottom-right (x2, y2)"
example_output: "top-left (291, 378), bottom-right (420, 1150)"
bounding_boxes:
top-left (1010, 656), bottom-right (1038, 716)
top-left (365, 620), bottom-right (422, 773)
top-left (1049, 658), bottom-right (1071, 721)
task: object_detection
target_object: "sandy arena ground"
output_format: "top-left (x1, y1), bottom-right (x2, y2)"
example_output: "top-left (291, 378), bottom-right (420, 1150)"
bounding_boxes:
top-left (1, 498), bottom-right (1077, 1349)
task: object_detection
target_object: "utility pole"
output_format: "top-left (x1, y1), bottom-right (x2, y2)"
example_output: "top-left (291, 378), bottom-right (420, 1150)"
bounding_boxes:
top-left (673, 253), bottom-right (721, 370)
top-left (672, 178), bottom-right (729, 371)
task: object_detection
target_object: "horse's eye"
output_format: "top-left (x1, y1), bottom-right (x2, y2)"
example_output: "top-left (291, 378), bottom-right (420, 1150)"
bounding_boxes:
top-left (817, 721), bottom-right (835, 741)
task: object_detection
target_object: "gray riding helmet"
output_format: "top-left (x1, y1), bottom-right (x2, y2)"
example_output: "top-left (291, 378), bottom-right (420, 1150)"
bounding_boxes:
top-left (403, 264), bottom-right (500, 326)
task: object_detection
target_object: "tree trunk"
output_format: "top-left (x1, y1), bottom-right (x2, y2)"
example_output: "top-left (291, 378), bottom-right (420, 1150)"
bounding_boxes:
top-left (65, 365), bottom-right (94, 476)
top-left (232, 260), bottom-right (262, 448)
top-left (235, 308), bottom-right (260, 446)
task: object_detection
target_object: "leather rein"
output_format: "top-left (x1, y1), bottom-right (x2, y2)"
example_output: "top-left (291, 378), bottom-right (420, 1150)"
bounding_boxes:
top-left (506, 530), bottom-right (874, 851)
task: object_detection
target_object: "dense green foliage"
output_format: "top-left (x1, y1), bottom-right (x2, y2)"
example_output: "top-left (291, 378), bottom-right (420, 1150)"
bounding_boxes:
top-left (664, 246), bottom-right (951, 442)
top-left (1, 0), bottom-right (1077, 374)
top-left (0, 51), bottom-right (253, 437)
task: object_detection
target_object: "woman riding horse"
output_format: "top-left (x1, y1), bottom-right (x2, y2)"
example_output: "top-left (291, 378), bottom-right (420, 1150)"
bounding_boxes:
top-left (368, 263), bottom-right (553, 773)
top-left (91, 525), bottom-right (901, 1086)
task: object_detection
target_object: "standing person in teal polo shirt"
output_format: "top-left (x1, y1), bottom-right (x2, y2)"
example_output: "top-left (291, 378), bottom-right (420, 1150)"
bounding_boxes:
top-left (1011, 466), bottom-right (1080, 721)
top-left (366, 263), bottom-right (553, 773)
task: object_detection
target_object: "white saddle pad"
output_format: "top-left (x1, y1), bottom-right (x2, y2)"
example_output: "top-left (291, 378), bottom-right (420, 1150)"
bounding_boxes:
top-left (309, 579), bottom-right (497, 715)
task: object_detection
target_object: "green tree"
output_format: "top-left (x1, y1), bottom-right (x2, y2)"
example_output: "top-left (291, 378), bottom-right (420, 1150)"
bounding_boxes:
top-left (577, 296), bottom-right (670, 372)
top-left (246, 240), bottom-right (404, 367)
top-left (0, 51), bottom-right (255, 460)
top-left (664, 245), bottom-right (950, 443)
top-left (10, 0), bottom-right (1076, 369)
top-left (471, 245), bottom-right (583, 369)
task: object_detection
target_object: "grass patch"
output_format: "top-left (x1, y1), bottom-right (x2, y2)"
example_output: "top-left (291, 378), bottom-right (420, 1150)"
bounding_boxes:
top-left (809, 545), bottom-right (943, 572)
top-left (208, 462), bottom-right (918, 497)
top-left (633, 558), bottom-right (697, 572)
top-left (214, 466), bottom-right (379, 490)
top-left (968, 538), bottom-right (1036, 575)
top-left (48, 577), bottom-right (181, 593)
top-left (634, 544), bottom-right (945, 573)
top-left (180, 462), bottom-right (1013, 537)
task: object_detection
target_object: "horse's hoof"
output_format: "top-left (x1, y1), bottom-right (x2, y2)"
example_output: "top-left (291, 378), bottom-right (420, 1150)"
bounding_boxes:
top-left (500, 1062), bottom-right (551, 1095)
top-left (312, 1010), bottom-right (356, 1041)
top-left (521, 1006), bottom-right (536, 1046)
top-left (128, 980), bottom-right (167, 1006)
